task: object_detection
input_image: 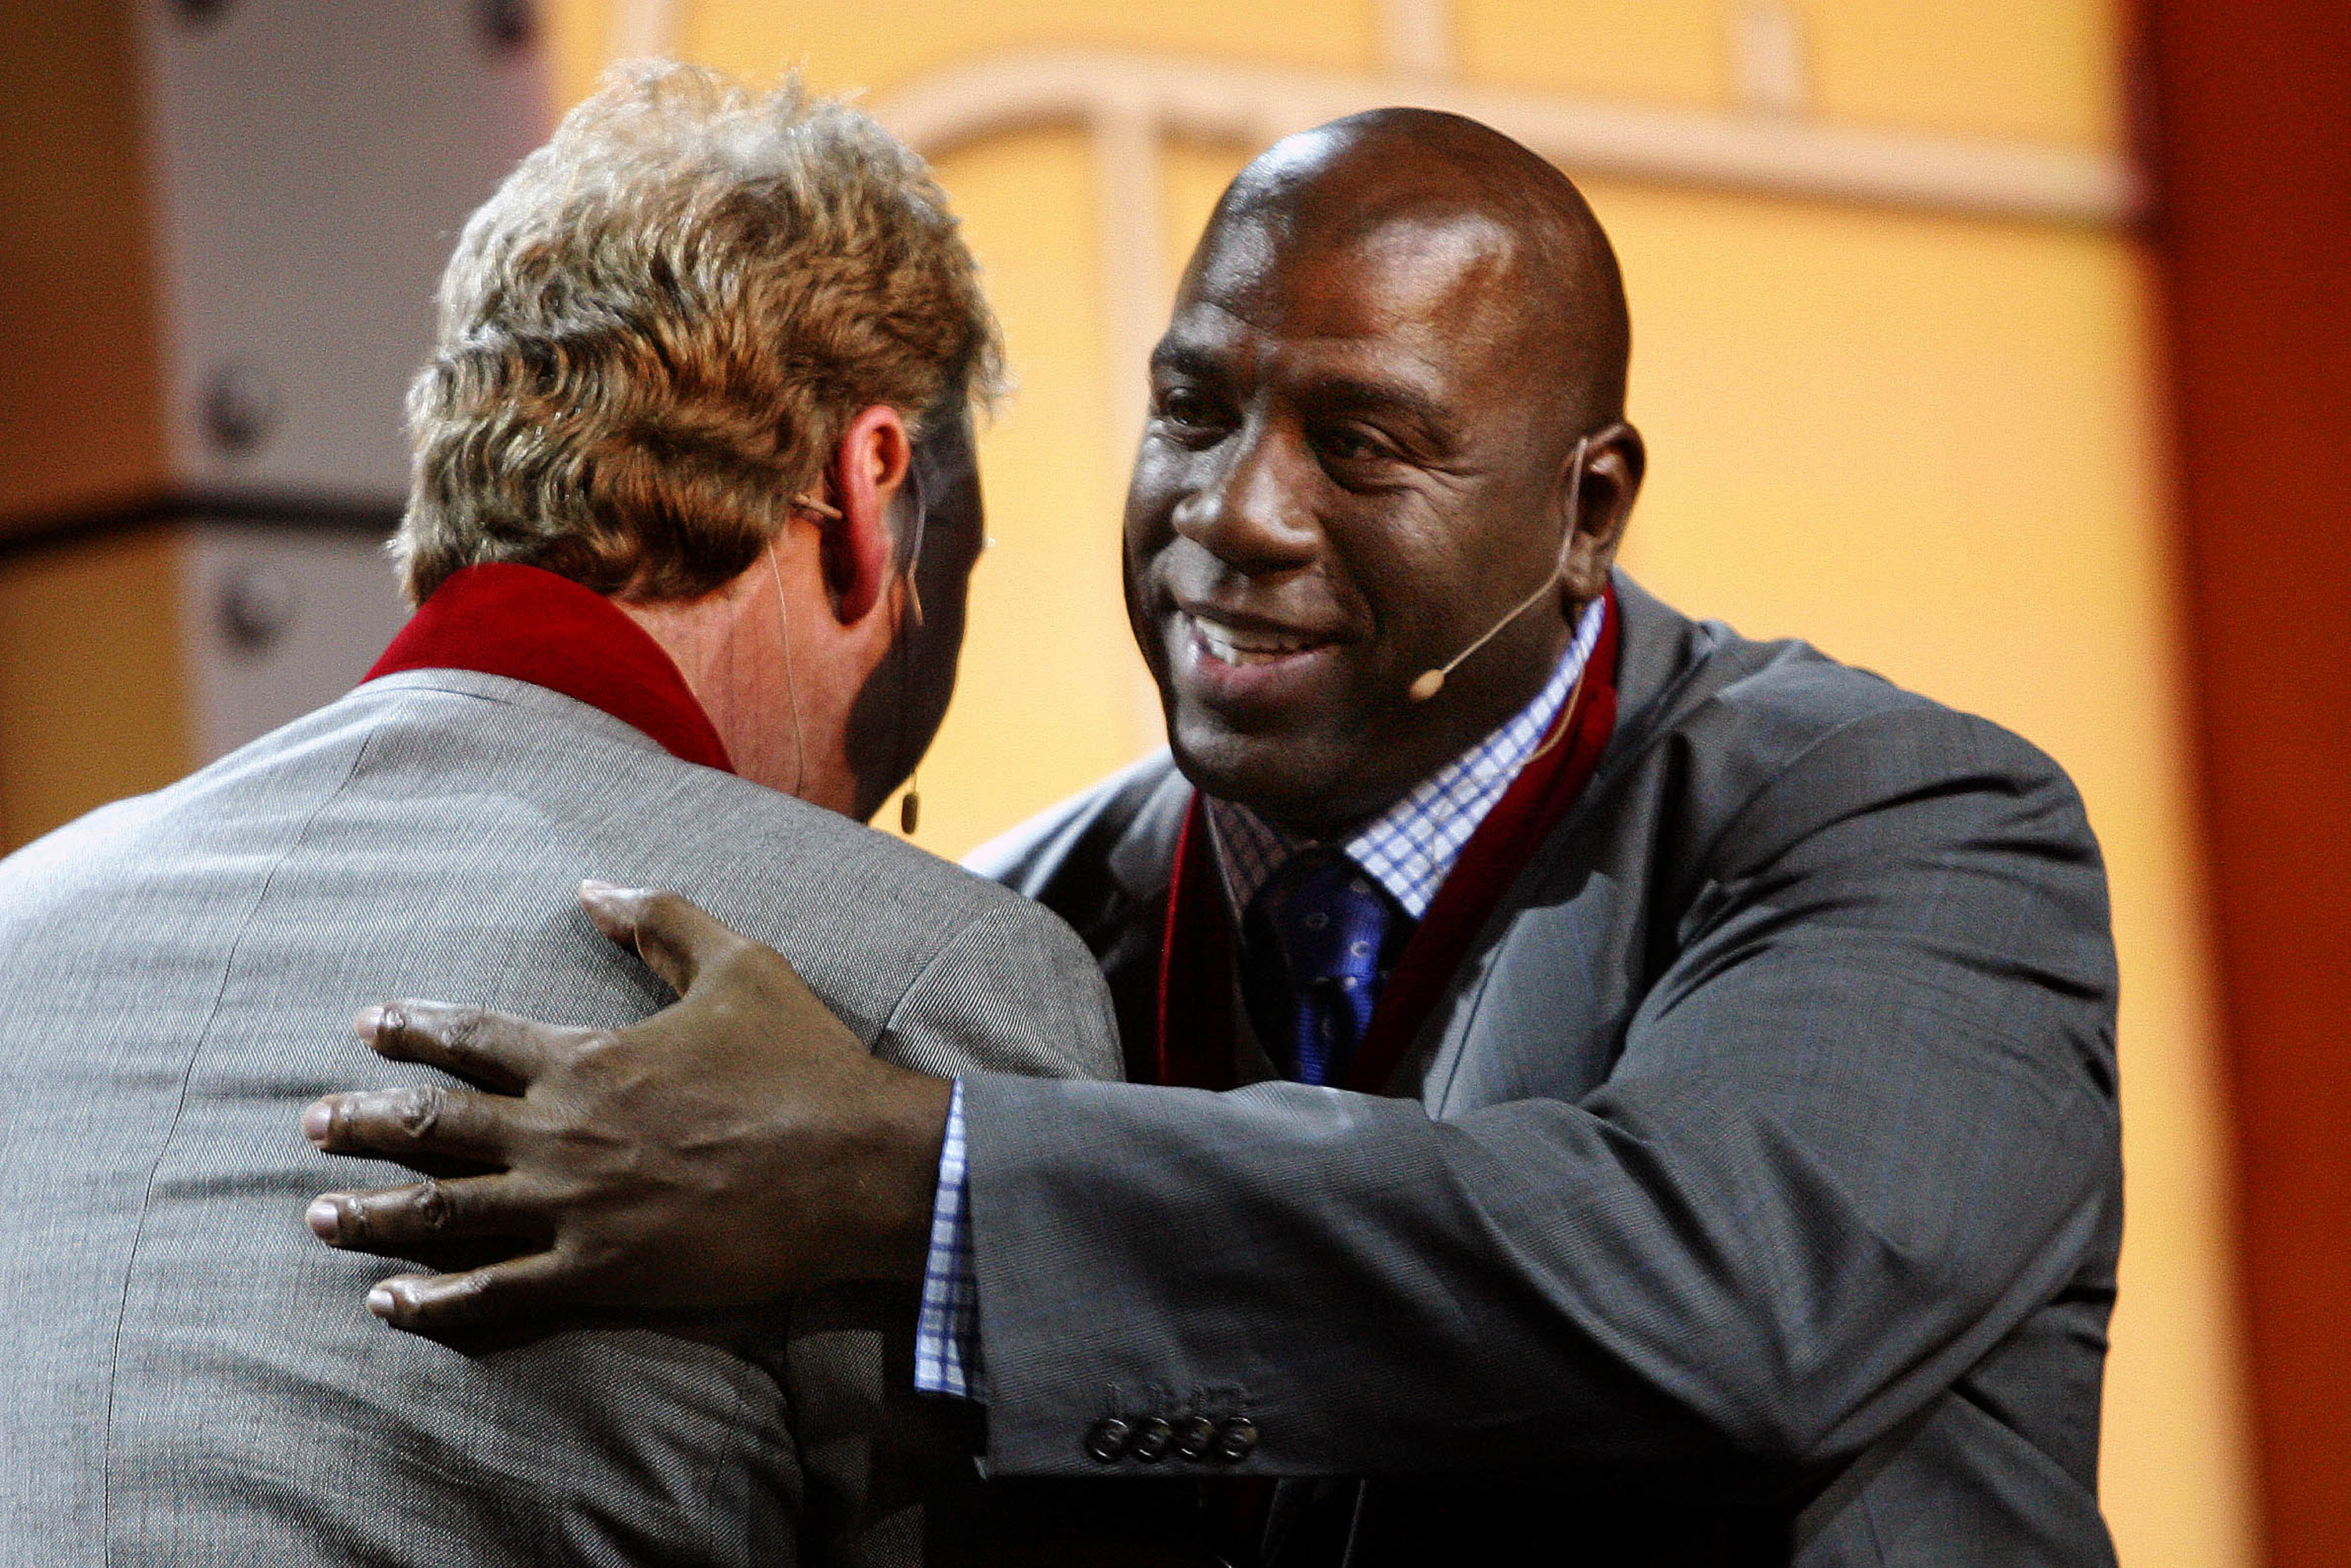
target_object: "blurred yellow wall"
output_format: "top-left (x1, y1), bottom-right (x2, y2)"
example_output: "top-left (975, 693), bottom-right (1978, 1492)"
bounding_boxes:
top-left (551, 2), bottom-right (2251, 1560)
top-left (0, 531), bottom-right (188, 849)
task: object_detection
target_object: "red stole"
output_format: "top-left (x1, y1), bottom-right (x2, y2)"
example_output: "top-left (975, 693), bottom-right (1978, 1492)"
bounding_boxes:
top-left (1153, 591), bottom-right (1621, 1095)
top-left (364, 562), bottom-right (735, 773)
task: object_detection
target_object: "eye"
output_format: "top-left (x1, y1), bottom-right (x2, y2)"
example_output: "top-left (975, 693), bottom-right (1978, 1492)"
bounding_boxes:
top-left (1313, 422), bottom-right (1393, 466)
top-left (1154, 384), bottom-right (1230, 445)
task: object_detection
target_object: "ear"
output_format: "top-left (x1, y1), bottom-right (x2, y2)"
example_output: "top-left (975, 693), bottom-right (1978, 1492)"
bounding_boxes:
top-left (1558, 422), bottom-right (1646, 605)
top-left (821, 404), bottom-right (912, 625)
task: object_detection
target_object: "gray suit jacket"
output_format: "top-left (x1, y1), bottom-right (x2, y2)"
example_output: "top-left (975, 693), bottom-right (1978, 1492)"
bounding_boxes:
top-left (0, 668), bottom-right (1121, 1566)
top-left (965, 574), bottom-right (2122, 1566)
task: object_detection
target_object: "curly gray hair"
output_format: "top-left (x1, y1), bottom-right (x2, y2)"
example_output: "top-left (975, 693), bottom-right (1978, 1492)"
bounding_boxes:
top-left (393, 60), bottom-right (1004, 605)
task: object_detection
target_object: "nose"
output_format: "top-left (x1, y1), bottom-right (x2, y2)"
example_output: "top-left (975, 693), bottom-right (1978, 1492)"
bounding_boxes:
top-left (1171, 415), bottom-right (1322, 576)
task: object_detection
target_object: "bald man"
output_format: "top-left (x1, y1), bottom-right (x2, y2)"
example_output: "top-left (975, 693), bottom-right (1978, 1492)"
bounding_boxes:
top-left (310, 110), bottom-right (2122, 1566)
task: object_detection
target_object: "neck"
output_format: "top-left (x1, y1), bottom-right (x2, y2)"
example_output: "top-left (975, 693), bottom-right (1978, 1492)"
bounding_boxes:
top-left (617, 536), bottom-right (875, 814)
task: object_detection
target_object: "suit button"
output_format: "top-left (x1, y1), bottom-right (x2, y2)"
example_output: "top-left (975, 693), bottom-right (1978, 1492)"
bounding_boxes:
top-left (1129, 1416), bottom-right (1174, 1462)
top-left (1173, 1414), bottom-right (1218, 1461)
top-left (1085, 1417), bottom-right (1132, 1464)
top-left (1214, 1416), bottom-right (1259, 1462)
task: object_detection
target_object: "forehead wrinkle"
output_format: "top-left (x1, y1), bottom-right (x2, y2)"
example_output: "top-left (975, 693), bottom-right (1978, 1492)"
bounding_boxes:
top-left (1194, 208), bottom-right (1525, 331)
top-left (1173, 227), bottom-right (1546, 439)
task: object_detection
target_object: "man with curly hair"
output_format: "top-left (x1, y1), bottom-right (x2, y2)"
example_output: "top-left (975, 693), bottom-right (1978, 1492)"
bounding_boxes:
top-left (0, 63), bottom-right (1122, 1566)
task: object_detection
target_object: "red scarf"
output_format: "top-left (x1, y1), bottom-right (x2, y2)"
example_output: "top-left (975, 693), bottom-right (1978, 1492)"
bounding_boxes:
top-left (364, 562), bottom-right (734, 773)
top-left (1153, 590), bottom-right (1621, 1095)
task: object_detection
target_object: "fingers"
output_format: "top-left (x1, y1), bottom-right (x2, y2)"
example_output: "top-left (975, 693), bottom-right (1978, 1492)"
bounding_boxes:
top-left (306, 1171), bottom-right (545, 1256)
top-left (302, 1081), bottom-right (526, 1166)
top-left (578, 881), bottom-right (759, 998)
top-left (356, 999), bottom-right (588, 1092)
top-left (366, 1248), bottom-right (578, 1335)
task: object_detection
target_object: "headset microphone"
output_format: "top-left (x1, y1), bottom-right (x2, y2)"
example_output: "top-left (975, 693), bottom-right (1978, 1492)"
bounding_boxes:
top-left (1407, 436), bottom-right (1591, 703)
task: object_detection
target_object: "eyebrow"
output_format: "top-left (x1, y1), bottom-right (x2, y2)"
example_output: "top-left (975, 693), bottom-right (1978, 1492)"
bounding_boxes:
top-left (1151, 342), bottom-right (1451, 424)
top-left (1302, 375), bottom-right (1452, 432)
top-left (1150, 341), bottom-right (1226, 383)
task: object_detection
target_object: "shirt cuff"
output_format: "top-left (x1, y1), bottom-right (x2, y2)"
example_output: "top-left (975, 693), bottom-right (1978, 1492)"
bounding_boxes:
top-left (913, 1077), bottom-right (983, 1400)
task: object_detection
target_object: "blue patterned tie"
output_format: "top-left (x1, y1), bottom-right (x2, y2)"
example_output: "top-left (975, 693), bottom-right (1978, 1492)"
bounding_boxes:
top-left (1255, 849), bottom-right (1397, 1086)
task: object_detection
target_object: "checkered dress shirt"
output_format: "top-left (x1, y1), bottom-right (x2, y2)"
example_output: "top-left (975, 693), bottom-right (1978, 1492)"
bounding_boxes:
top-left (914, 599), bottom-right (1607, 1398)
top-left (913, 1077), bottom-right (978, 1397)
top-left (1204, 597), bottom-right (1606, 920)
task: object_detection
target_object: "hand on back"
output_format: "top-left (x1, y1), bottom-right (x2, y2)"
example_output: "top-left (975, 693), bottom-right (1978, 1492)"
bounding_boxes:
top-left (302, 882), bottom-right (952, 1335)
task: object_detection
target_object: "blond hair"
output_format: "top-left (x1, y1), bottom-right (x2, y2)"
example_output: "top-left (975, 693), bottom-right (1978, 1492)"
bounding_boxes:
top-left (393, 61), bottom-right (1003, 604)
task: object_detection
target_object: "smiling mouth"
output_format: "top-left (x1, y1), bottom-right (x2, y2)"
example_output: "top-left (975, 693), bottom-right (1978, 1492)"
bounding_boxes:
top-left (1185, 611), bottom-right (1330, 667)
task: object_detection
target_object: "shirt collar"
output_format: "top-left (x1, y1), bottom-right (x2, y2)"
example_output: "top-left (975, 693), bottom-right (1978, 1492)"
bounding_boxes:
top-left (1205, 596), bottom-right (1606, 921)
top-left (364, 562), bottom-right (735, 773)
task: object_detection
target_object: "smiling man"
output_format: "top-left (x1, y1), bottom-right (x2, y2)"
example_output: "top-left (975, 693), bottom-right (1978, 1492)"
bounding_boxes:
top-left (1131, 126), bottom-right (1635, 838)
top-left (309, 110), bottom-right (2124, 1566)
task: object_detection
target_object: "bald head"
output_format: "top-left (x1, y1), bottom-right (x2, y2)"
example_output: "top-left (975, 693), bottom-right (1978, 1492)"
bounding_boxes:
top-left (1198, 108), bottom-right (1631, 429)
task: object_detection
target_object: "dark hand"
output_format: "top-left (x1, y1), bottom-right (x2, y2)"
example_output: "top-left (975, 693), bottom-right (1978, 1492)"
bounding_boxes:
top-left (302, 881), bottom-right (953, 1335)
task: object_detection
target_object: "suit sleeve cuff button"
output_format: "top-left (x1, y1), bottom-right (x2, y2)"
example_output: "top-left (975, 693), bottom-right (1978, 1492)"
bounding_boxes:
top-left (1213, 1416), bottom-right (1259, 1462)
top-left (1085, 1417), bottom-right (1132, 1464)
top-left (1128, 1416), bottom-right (1173, 1462)
top-left (1173, 1414), bottom-right (1217, 1461)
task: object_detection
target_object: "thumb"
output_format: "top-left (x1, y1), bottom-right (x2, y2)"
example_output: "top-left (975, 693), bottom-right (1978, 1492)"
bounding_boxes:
top-left (578, 882), bottom-right (752, 998)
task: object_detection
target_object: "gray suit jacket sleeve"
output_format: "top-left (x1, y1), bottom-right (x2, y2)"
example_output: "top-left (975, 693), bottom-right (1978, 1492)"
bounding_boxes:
top-left (958, 700), bottom-right (2117, 1479)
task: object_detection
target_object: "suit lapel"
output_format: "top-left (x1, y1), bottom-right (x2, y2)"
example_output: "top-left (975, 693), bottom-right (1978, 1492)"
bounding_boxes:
top-left (1393, 574), bottom-right (1720, 1110)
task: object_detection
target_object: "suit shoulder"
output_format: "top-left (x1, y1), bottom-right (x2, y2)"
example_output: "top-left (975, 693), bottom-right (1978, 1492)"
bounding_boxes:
top-left (963, 751), bottom-right (1187, 896)
top-left (1665, 627), bottom-right (2070, 795)
top-left (345, 676), bottom-right (1092, 986)
top-left (1625, 630), bottom-right (2092, 893)
top-left (612, 751), bottom-right (1074, 937)
top-left (429, 705), bottom-right (1114, 1059)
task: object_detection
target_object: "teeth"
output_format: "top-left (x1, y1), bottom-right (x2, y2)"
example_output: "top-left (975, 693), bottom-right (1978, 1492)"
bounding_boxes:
top-left (1191, 615), bottom-right (1311, 667)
